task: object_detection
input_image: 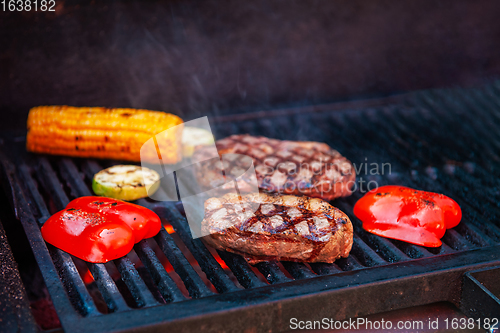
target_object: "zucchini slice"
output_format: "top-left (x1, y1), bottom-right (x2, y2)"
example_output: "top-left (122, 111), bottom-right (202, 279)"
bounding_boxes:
top-left (182, 126), bottom-right (215, 157)
top-left (92, 165), bottom-right (160, 201)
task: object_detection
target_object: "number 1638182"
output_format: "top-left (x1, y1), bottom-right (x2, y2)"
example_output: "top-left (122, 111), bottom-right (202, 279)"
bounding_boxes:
top-left (2, 0), bottom-right (56, 11)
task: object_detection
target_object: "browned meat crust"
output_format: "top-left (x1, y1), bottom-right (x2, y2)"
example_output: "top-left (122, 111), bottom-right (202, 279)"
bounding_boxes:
top-left (193, 135), bottom-right (355, 201)
top-left (201, 192), bottom-right (353, 264)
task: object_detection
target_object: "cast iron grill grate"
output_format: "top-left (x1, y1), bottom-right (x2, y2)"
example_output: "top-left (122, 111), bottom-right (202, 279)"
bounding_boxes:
top-left (2, 82), bottom-right (500, 332)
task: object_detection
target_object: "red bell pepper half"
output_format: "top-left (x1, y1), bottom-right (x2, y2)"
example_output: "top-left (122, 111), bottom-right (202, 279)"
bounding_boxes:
top-left (41, 196), bottom-right (162, 263)
top-left (353, 186), bottom-right (462, 247)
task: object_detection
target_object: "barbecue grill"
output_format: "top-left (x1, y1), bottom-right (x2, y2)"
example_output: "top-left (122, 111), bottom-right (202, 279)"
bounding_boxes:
top-left (3, 1), bottom-right (500, 331)
top-left (1, 82), bottom-right (500, 332)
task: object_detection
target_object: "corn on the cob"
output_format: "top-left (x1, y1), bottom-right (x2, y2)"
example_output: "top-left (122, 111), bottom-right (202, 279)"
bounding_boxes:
top-left (26, 106), bottom-right (184, 164)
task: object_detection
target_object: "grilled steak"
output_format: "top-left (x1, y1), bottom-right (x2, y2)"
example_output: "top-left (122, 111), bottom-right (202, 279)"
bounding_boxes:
top-left (201, 193), bottom-right (353, 264)
top-left (193, 135), bottom-right (355, 201)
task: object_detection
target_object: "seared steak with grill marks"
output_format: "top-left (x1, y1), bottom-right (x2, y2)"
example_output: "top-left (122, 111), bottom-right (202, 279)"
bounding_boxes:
top-left (201, 193), bottom-right (353, 264)
top-left (193, 135), bottom-right (355, 201)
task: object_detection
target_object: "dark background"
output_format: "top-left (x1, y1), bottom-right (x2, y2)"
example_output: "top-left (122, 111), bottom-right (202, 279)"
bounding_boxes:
top-left (1, 0), bottom-right (500, 129)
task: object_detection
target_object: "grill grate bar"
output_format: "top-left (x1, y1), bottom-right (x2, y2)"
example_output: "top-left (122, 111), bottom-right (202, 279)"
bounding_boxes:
top-left (334, 112), bottom-right (471, 252)
top-left (410, 92), bottom-right (500, 172)
top-left (469, 88), bottom-right (500, 129)
top-left (358, 117), bottom-right (480, 250)
top-left (323, 130), bottom-right (413, 260)
top-left (386, 102), bottom-right (500, 219)
top-left (215, 250), bottom-right (268, 288)
top-left (453, 220), bottom-right (497, 247)
top-left (244, 116), bottom-right (392, 268)
top-left (79, 160), bottom-right (103, 183)
top-left (438, 91), bottom-right (500, 185)
top-left (154, 229), bottom-right (214, 298)
top-left (160, 202), bottom-right (242, 293)
top-left (408, 100), bottom-right (493, 167)
top-left (312, 114), bottom-right (414, 262)
top-left (433, 167), bottom-right (500, 221)
top-left (250, 114), bottom-right (418, 264)
top-left (308, 262), bottom-right (342, 275)
top-left (389, 241), bottom-right (432, 259)
top-left (82, 160), bottom-right (213, 301)
top-left (81, 160), bottom-right (205, 299)
top-left (257, 116), bottom-right (387, 269)
top-left (351, 235), bottom-right (391, 266)
top-left (114, 257), bottom-right (159, 307)
top-left (335, 256), bottom-right (364, 271)
top-left (442, 229), bottom-right (473, 251)
top-left (483, 84), bottom-right (500, 126)
top-left (86, 262), bottom-right (130, 312)
top-left (334, 199), bottom-right (410, 263)
top-left (281, 262), bottom-right (317, 279)
top-left (37, 158), bottom-right (72, 209)
top-left (450, 92), bottom-right (500, 156)
top-left (21, 160), bottom-right (128, 314)
top-left (484, 81), bottom-right (500, 108)
top-left (254, 261), bottom-right (293, 284)
top-left (38, 158), bottom-right (155, 312)
top-left (286, 115), bottom-right (419, 263)
top-left (444, 90), bottom-right (500, 158)
top-left (394, 110), bottom-right (498, 192)
top-left (222, 116), bottom-right (393, 273)
top-left (57, 158), bottom-right (94, 198)
top-left (353, 110), bottom-right (495, 250)
top-left (316, 112), bottom-right (444, 257)
top-left (58, 158), bottom-right (161, 308)
top-left (420, 92), bottom-right (499, 182)
top-left (83, 160), bottom-right (238, 295)
top-left (31, 159), bottom-right (102, 315)
top-left (47, 244), bottom-right (100, 316)
top-left (383, 107), bottom-right (486, 171)
top-left (18, 164), bottom-right (50, 219)
top-left (134, 240), bottom-right (187, 302)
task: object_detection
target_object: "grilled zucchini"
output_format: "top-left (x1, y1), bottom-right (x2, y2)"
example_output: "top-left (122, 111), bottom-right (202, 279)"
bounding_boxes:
top-left (92, 165), bottom-right (160, 201)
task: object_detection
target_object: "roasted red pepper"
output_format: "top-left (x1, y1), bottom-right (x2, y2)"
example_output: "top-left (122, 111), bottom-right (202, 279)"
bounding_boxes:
top-left (353, 186), bottom-right (461, 247)
top-left (41, 196), bottom-right (162, 263)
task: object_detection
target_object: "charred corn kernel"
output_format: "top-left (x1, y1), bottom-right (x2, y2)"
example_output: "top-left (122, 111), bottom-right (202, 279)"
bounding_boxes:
top-left (26, 106), bottom-right (183, 164)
